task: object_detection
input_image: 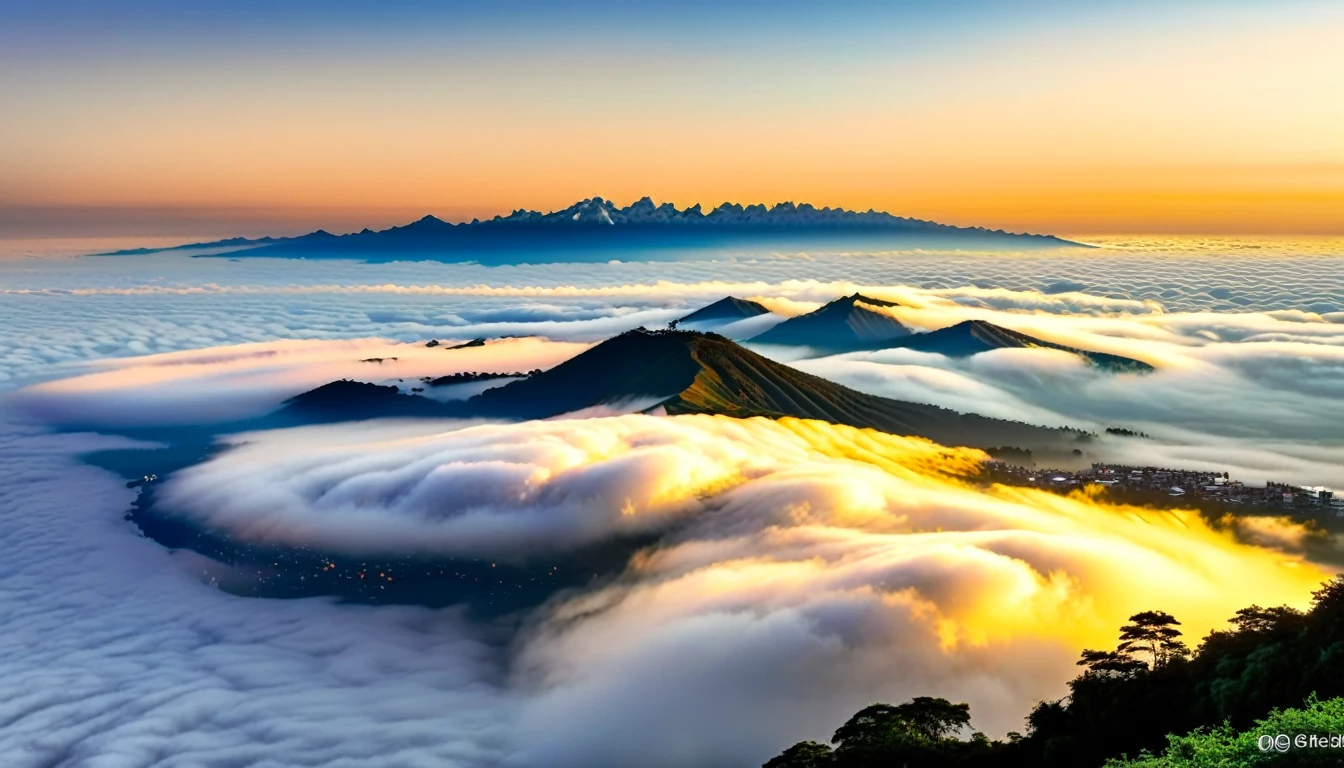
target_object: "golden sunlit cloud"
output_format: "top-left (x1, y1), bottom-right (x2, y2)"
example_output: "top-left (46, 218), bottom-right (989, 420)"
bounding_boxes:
top-left (144, 412), bottom-right (1330, 745)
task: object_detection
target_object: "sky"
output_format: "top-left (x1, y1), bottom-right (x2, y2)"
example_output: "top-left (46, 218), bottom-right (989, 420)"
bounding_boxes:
top-left (1, 0), bottom-right (1342, 238)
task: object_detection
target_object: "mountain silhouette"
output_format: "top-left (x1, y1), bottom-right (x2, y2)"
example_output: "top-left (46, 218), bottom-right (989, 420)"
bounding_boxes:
top-left (889, 319), bottom-right (1154, 372)
top-left (284, 329), bottom-right (1080, 451)
top-left (282, 380), bottom-right (448, 421)
top-left (97, 197), bottom-right (1082, 262)
top-left (747, 293), bottom-right (912, 351)
top-left (676, 296), bottom-right (771, 325)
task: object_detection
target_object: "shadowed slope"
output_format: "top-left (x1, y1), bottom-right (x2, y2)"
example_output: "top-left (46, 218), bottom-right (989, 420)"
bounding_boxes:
top-left (748, 293), bottom-right (912, 351)
top-left (676, 296), bottom-right (771, 324)
top-left (281, 329), bottom-right (1080, 450)
top-left (891, 320), bottom-right (1154, 373)
top-left (469, 330), bottom-right (703, 419)
top-left (282, 380), bottom-right (449, 421)
top-left (471, 329), bottom-right (1076, 449)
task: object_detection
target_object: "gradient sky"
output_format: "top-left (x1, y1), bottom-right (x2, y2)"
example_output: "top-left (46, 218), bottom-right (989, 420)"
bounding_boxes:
top-left (2, 0), bottom-right (1341, 237)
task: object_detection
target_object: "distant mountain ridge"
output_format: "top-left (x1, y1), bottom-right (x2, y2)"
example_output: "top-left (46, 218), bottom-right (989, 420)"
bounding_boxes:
top-left (95, 196), bottom-right (1082, 261)
top-left (736, 295), bottom-right (1154, 371)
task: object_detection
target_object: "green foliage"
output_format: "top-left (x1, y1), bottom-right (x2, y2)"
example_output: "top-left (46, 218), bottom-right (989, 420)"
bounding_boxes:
top-left (985, 445), bottom-right (1033, 463)
top-left (898, 697), bottom-right (973, 740)
top-left (762, 698), bottom-right (987, 768)
top-left (1106, 696), bottom-right (1344, 767)
top-left (831, 698), bottom-right (971, 746)
top-left (764, 576), bottom-right (1344, 768)
top-left (1118, 611), bottom-right (1191, 669)
top-left (764, 741), bottom-right (833, 768)
top-left (1077, 610), bottom-right (1191, 676)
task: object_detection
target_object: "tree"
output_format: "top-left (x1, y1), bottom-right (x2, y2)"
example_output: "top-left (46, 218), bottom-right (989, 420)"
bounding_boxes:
top-left (831, 704), bottom-right (905, 750)
top-left (827, 698), bottom-right (976, 767)
top-left (1311, 576), bottom-right (1344, 621)
top-left (831, 698), bottom-right (971, 747)
top-left (895, 697), bottom-right (972, 740)
top-left (762, 578), bottom-right (1344, 768)
top-left (1077, 648), bottom-right (1147, 677)
top-left (763, 741), bottom-right (833, 768)
top-left (1229, 605), bottom-right (1306, 637)
top-left (1118, 611), bottom-right (1190, 670)
top-left (1026, 698), bottom-right (1070, 738)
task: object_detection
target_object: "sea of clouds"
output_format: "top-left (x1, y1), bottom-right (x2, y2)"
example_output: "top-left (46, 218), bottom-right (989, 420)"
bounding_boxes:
top-left (2, 235), bottom-right (1341, 386)
top-left (0, 411), bottom-right (1330, 767)
top-left (2, 237), bottom-right (1343, 766)
top-left (0, 413), bottom-right (513, 767)
top-left (14, 268), bottom-right (1344, 486)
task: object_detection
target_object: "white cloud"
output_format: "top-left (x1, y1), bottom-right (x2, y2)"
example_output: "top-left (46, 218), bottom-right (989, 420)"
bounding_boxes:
top-left (150, 414), bottom-right (1328, 765)
top-left (0, 409), bottom-right (512, 767)
top-left (2, 243), bottom-right (1340, 386)
top-left (13, 337), bottom-right (588, 427)
top-left (155, 416), bottom-right (752, 558)
top-left (3, 239), bottom-right (1343, 766)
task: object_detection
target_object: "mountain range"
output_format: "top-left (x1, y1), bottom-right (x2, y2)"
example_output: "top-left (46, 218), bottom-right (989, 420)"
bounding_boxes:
top-left (282, 328), bottom-right (1084, 452)
top-left (671, 294), bottom-right (1153, 371)
top-left (98, 197), bottom-right (1081, 263)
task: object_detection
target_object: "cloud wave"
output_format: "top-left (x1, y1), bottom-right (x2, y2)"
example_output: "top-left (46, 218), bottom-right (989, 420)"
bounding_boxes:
top-left (150, 414), bottom-right (1329, 765)
top-left (0, 411), bottom-right (512, 767)
top-left (15, 336), bottom-right (587, 427)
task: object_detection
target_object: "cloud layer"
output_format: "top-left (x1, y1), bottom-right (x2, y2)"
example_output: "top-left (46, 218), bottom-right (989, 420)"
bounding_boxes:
top-left (3, 237), bottom-right (1341, 387)
top-left (152, 414), bottom-right (1328, 765)
top-left (17, 275), bottom-right (1344, 484)
top-left (775, 302), bottom-right (1344, 485)
top-left (3, 237), bottom-right (1342, 765)
top-left (14, 336), bottom-right (587, 427)
top-left (0, 411), bottom-right (512, 767)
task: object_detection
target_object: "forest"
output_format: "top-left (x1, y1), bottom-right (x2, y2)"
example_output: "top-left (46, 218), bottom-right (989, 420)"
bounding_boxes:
top-left (764, 576), bottom-right (1344, 767)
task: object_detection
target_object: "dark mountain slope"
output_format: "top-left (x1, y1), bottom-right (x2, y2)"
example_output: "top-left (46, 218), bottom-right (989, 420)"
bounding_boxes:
top-left (278, 329), bottom-right (1081, 450)
top-left (282, 380), bottom-right (448, 421)
top-left (891, 319), bottom-right (1154, 373)
top-left (469, 330), bottom-right (703, 419)
top-left (469, 329), bottom-right (1076, 449)
top-left (747, 293), bottom-right (912, 352)
top-left (676, 296), bottom-right (770, 324)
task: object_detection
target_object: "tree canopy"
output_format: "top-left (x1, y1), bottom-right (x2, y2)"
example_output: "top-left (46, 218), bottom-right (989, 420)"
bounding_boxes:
top-left (763, 575), bottom-right (1344, 768)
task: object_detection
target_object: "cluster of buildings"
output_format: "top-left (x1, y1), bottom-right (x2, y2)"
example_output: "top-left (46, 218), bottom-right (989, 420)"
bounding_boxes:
top-left (987, 462), bottom-right (1343, 516)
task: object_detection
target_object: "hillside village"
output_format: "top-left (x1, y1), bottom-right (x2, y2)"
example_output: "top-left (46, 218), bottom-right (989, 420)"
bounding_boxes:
top-left (986, 461), bottom-right (1342, 516)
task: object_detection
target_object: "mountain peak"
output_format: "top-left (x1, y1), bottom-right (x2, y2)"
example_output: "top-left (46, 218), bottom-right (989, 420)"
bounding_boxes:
top-left (677, 296), bottom-right (771, 325)
top-left (283, 379), bottom-right (444, 420)
top-left (281, 327), bottom-right (1084, 452)
top-left (841, 292), bottom-right (901, 308)
top-left (466, 328), bottom-right (1074, 449)
top-left (891, 319), bottom-right (1154, 372)
top-left (748, 293), bottom-right (911, 351)
top-left (404, 214), bottom-right (452, 231)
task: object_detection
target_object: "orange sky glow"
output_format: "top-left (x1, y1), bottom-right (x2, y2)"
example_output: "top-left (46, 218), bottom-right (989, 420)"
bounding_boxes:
top-left (1, 3), bottom-right (1340, 237)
